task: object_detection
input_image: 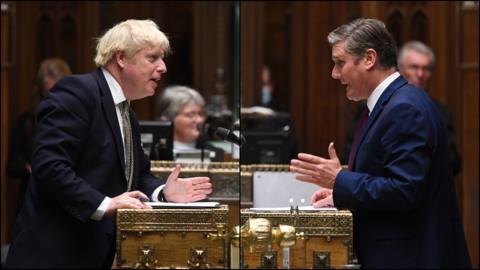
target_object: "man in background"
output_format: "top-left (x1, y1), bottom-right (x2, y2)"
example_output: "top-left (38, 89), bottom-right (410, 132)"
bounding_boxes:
top-left (7, 58), bottom-right (72, 216)
top-left (398, 40), bottom-right (461, 175)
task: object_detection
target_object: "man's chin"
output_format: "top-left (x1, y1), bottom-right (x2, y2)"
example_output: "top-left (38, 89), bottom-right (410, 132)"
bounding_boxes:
top-left (347, 94), bottom-right (363, 102)
top-left (145, 88), bottom-right (156, 97)
top-left (346, 91), bottom-right (355, 101)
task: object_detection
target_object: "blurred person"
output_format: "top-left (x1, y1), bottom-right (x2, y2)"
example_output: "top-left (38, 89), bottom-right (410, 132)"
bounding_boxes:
top-left (260, 65), bottom-right (277, 109)
top-left (156, 85), bottom-right (224, 161)
top-left (290, 18), bottom-right (471, 268)
top-left (6, 19), bottom-right (212, 268)
top-left (397, 40), bottom-right (432, 89)
top-left (261, 65), bottom-right (282, 110)
top-left (398, 40), bottom-right (461, 175)
top-left (7, 57), bottom-right (71, 216)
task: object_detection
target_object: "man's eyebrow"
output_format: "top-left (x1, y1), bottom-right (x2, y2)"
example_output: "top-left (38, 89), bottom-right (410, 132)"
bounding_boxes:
top-left (332, 55), bottom-right (341, 61)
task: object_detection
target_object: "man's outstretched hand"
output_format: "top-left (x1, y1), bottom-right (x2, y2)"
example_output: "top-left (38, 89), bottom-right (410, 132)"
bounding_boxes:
top-left (163, 164), bottom-right (212, 203)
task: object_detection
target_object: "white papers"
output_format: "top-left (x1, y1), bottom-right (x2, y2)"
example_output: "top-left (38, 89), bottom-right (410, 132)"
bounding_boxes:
top-left (146, 202), bottom-right (220, 208)
top-left (250, 206), bottom-right (337, 212)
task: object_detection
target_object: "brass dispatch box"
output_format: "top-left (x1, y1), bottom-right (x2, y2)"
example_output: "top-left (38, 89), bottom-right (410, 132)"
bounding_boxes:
top-left (116, 205), bottom-right (229, 269)
top-left (239, 209), bottom-right (357, 269)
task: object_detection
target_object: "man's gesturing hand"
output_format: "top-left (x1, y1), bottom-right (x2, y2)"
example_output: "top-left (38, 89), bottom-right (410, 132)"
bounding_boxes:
top-left (290, 142), bottom-right (342, 189)
top-left (163, 164), bottom-right (212, 203)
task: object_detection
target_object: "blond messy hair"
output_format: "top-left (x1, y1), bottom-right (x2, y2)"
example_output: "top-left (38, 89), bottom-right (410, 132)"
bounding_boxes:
top-left (94, 19), bottom-right (170, 67)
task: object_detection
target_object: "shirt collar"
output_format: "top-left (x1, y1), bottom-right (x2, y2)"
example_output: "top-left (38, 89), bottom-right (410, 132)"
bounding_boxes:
top-left (366, 71), bottom-right (400, 114)
top-left (101, 68), bottom-right (127, 106)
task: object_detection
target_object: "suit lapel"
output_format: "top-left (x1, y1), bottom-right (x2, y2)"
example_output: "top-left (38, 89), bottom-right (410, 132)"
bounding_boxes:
top-left (352, 76), bottom-right (408, 169)
top-left (94, 69), bottom-right (126, 174)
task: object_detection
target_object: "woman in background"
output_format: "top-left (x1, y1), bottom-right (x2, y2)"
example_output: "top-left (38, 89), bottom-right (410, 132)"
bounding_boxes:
top-left (156, 85), bottom-right (224, 161)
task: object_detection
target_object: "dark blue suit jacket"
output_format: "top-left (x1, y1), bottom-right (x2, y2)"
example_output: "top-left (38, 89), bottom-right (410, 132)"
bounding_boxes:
top-left (6, 69), bottom-right (163, 268)
top-left (334, 76), bottom-right (471, 268)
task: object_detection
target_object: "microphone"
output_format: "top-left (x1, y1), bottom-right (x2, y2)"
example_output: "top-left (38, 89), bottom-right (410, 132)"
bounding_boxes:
top-left (215, 127), bottom-right (246, 147)
top-left (197, 123), bottom-right (208, 163)
top-left (200, 123), bottom-right (217, 138)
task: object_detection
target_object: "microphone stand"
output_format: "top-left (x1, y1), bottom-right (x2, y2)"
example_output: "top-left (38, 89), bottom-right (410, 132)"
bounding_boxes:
top-left (200, 139), bottom-right (205, 163)
top-left (199, 124), bottom-right (206, 163)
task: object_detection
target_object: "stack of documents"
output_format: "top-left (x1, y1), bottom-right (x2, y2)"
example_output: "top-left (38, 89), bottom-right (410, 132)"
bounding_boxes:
top-left (146, 202), bottom-right (220, 208)
top-left (250, 206), bottom-right (337, 212)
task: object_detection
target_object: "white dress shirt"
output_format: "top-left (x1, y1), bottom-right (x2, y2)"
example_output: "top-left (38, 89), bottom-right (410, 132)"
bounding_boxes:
top-left (366, 71), bottom-right (400, 115)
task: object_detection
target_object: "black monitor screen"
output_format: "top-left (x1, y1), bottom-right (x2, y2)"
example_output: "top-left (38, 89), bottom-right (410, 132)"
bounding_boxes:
top-left (139, 121), bottom-right (173, 161)
top-left (241, 130), bottom-right (295, 164)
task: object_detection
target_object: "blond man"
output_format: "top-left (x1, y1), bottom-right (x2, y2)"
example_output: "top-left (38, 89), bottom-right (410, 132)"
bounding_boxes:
top-left (6, 19), bottom-right (212, 268)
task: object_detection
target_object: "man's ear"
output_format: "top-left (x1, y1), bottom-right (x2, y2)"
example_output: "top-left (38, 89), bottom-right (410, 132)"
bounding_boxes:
top-left (114, 50), bottom-right (126, 69)
top-left (363, 49), bottom-right (377, 70)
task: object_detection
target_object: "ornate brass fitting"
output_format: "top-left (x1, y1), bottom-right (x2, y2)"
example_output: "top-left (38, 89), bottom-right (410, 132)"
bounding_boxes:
top-left (186, 247), bottom-right (210, 269)
top-left (231, 218), bottom-right (304, 250)
top-left (134, 245), bottom-right (158, 269)
top-left (313, 251), bottom-right (331, 269)
top-left (207, 223), bottom-right (227, 241)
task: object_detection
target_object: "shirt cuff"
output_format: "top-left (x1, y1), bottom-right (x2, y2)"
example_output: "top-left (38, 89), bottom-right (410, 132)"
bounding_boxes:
top-left (91, 196), bottom-right (111, 221)
top-left (152, 184), bottom-right (166, 202)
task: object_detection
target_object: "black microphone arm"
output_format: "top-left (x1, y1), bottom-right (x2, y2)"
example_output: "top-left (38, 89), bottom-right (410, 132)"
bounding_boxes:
top-left (215, 127), bottom-right (246, 147)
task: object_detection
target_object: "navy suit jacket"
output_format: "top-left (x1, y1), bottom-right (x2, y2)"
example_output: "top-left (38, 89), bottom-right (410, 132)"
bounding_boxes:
top-left (6, 69), bottom-right (163, 268)
top-left (333, 76), bottom-right (471, 268)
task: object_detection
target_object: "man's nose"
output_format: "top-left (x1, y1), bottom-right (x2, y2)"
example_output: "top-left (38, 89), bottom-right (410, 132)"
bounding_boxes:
top-left (157, 59), bottom-right (167, 74)
top-left (416, 69), bottom-right (424, 78)
top-left (331, 68), bottom-right (340, 80)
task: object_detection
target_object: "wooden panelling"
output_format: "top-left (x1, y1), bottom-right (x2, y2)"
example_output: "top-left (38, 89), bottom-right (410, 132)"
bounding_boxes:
top-left (360, 2), bottom-right (388, 23)
top-left (14, 2), bottom-right (36, 120)
top-left (164, 1), bottom-right (193, 87)
top-left (461, 7), bottom-right (479, 65)
top-left (461, 68), bottom-right (479, 267)
top-left (1, 1), bottom-right (12, 246)
top-left (262, 2), bottom-right (290, 112)
top-left (11, 1), bottom-right (100, 123)
top-left (458, 3), bottom-right (479, 267)
top-left (240, 1), bottom-right (291, 110)
top-left (290, 2), bottom-right (307, 149)
top-left (193, 2), bottom-right (233, 105)
top-left (290, 2), bottom-right (361, 157)
top-left (304, 1), bottom-right (338, 156)
top-left (76, 2), bottom-right (99, 73)
top-left (240, 2), bottom-right (263, 107)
